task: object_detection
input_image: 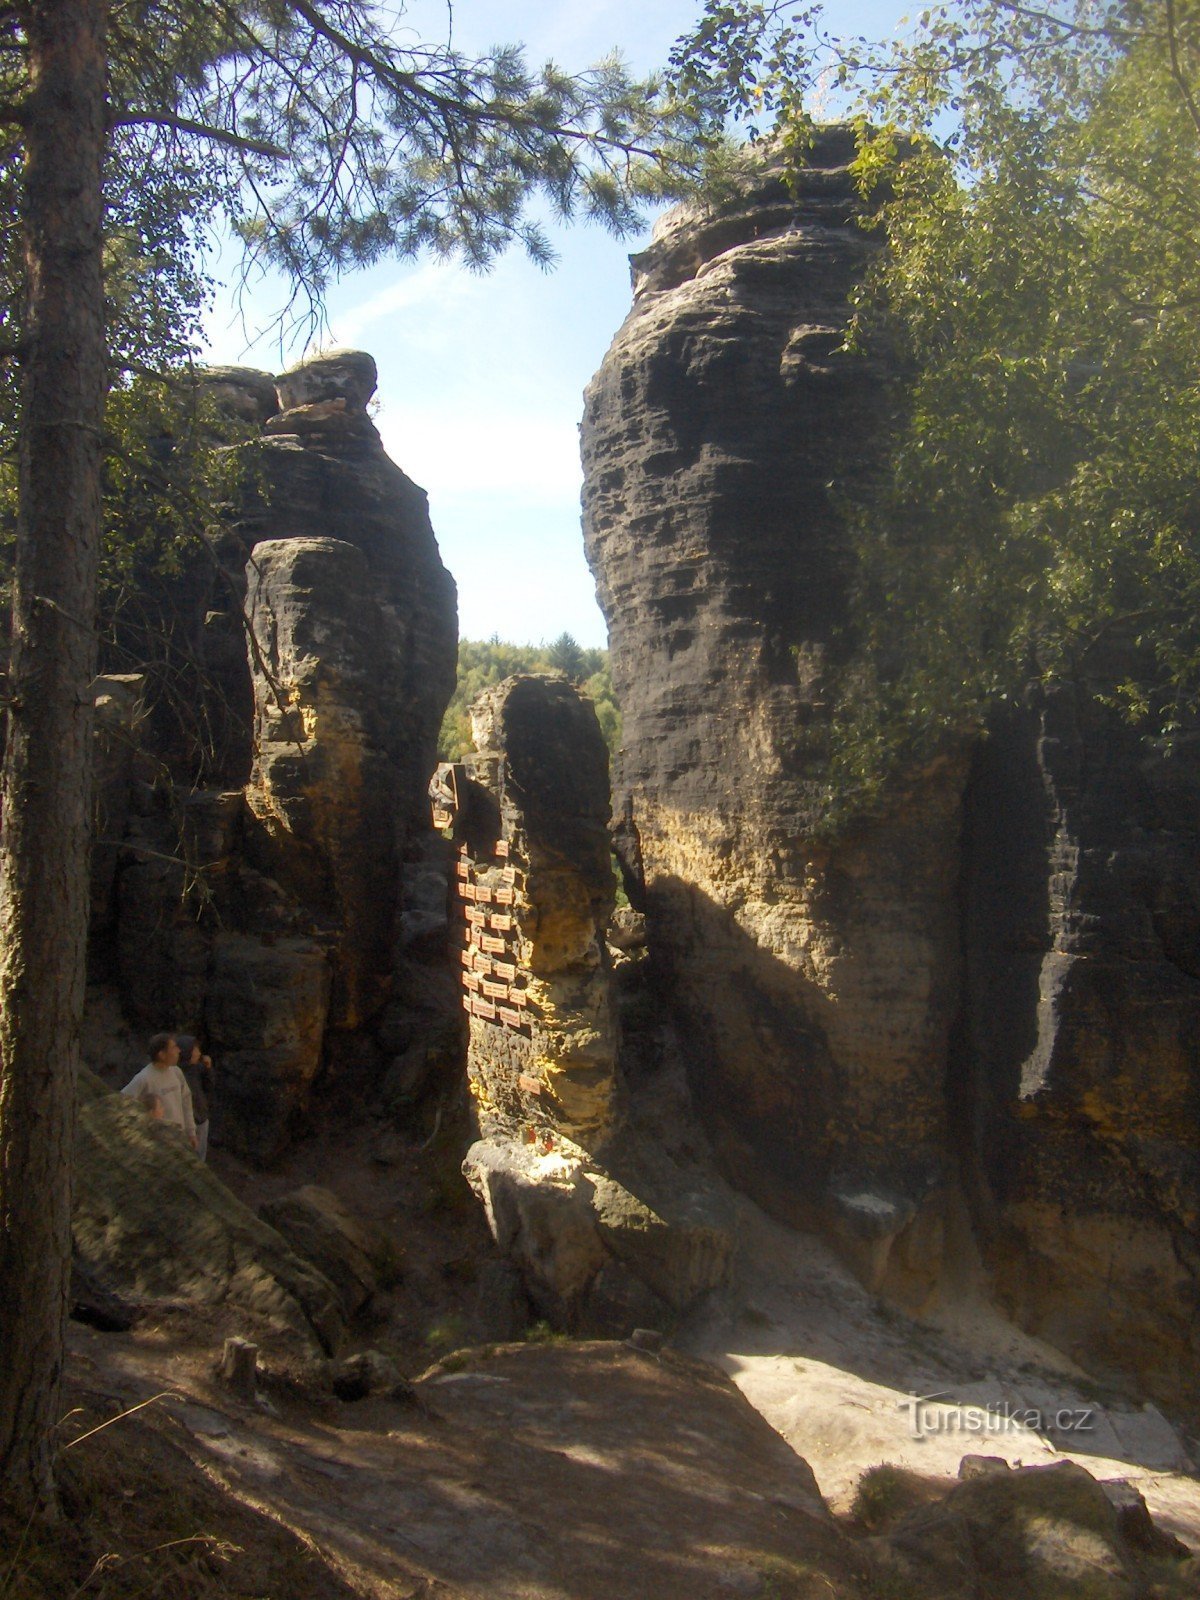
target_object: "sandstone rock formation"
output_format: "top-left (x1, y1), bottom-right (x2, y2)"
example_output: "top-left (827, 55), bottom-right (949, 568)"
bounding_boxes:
top-left (453, 675), bottom-right (732, 1332)
top-left (73, 1072), bottom-right (346, 1353)
top-left (88, 350), bottom-right (458, 1163)
top-left (243, 354), bottom-right (457, 1030)
top-left (582, 128), bottom-right (965, 1302)
top-left (961, 689), bottom-right (1200, 1415)
top-left (582, 128), bottom-right (1200, 1419)
top-left (259, 1184), bottom-right (398, 1322)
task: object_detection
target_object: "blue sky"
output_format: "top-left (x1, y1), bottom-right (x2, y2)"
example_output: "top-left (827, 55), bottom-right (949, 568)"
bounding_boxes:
top-left (202, 0), bottom-right (907, 648)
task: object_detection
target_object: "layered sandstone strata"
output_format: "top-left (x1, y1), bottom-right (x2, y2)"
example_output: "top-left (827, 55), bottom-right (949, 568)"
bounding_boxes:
top-left (243, 353), bottom-right (457, 1029)
top-left (455, 676), bottom-right (732, 1332)
top-left (582, 130), bottom-right (1200, 1416)
top-left (95, 352), bottom-right (457, 1160)
top-left (582, 129), bottom-right (965, 1301)
top-left (961, 687), bottom-right (1200, 1414)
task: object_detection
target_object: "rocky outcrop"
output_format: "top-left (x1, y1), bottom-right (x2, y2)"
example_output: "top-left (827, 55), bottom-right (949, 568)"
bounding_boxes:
top-left (245, 536), bottom-right (401, 1027)
top-left (458, 675), bottom-right (619, 1146)
top-left (242, 354), bottom-right (457, 1030)
top-left (88, 350), bottom-right (458, 1163)
top-left (582, 128), bottom-right (1200, 1418)
top-left (452, 676), bottom-right (732, 1333)
top-left (73, 1072), bottom-right (346, 1353)
top-left (259, 1184), bottom-right (398, 1321)
top-left (582, 129), bottom-right (965, 1301)
top-left (961, 688), bottom-right (1200, 1416)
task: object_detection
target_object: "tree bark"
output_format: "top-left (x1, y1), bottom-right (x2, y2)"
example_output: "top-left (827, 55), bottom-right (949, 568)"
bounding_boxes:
top-left (0, 0), bottom-right (108, 1517)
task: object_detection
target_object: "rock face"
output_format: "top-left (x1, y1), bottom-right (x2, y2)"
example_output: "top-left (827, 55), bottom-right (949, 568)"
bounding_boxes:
top-left (460, 675), bottom-right (619, 1146)
top-left (258, 1184), bottom-right (398, 1321)
top-left (453, 676), bottom-right (732, 1332)
top-left (73, 1072), bottom-right (346, 1353)
top-left (244, 357), bottom-right (457, 1030)
top-left (961, 689), bottom-right (1200, 1416)
top-left (88, 350), bottom-right (458, 1163)
top-left (582, 130), bottom-right (1200, 1416)
top-left (582, 129), bottom-right (966, 1301)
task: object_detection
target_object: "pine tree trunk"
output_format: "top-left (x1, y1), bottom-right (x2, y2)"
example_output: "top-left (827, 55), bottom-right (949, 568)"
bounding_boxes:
top-left (0, 0), bottom-right (108, 1517)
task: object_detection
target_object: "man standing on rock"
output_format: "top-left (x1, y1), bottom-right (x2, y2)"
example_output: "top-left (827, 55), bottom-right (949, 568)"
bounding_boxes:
top-left (121, 1033), bottom-right (198, 1151)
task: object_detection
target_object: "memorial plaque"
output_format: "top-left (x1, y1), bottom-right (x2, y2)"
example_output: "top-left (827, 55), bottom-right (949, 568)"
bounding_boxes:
top-left (499, 1007), bottom-right (524, 1029)
top-left (461, 994), bottom-right (472, 1012)
top-left (507, 988), bottom-right (529, 1008)
top-left (472, 997), bottom-right (496, 1021)
top-left (493, 960), bottom-right (516, 980)
top-left (475, 885), bottom-right (493, 905)
top-left (517, 1073), bottom-right (542, 1094)
top-left (431, 807), bottom-right (452, 830)
top-left (454, 859), bottom-right (469, 879)
top-left (495, 839), bottom-right (510, 859)
top-left (457, 881), bottom-right (474, 900)
top-left (494, 885), bottom-right (514, 906)
top-left (482, 978), bottom-right (508, 999)
top-left (459, 949), bottom-right (473, 968)
top-left (472, 952), bottom-right (493, 974)
top-left (481, 934), bottom-right (506, 954)
top-left (465, 906), bottom-right (487, 926)
top-left (489, 913), bottom-right (513, 932)
top-left (500, 866), bottom-right (517, 886)
top-left (464, 971), bottom-right (481, 993)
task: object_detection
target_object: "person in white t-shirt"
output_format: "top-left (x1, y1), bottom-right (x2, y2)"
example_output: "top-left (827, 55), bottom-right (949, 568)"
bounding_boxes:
top-left (121, 1033), bottom-right (198, 1151)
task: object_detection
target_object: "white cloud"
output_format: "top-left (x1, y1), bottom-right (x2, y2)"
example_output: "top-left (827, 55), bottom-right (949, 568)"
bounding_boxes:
top-left (330, 259), bottom-right (475, 347)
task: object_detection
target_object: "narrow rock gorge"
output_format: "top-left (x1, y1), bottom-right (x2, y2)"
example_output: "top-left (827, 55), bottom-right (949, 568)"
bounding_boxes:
top-left (582, 131), bottom-right (1200, 1414)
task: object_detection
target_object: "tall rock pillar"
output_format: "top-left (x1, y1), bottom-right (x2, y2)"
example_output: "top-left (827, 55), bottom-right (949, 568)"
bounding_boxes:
top-left (582, 130), bottom-right (967, 1303)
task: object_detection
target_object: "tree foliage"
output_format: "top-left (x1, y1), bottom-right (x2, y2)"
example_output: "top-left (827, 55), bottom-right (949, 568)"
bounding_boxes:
top-left (671, 0), bottom-right (1200, 813)
top-left (440, 637), bottom-right (620, 764)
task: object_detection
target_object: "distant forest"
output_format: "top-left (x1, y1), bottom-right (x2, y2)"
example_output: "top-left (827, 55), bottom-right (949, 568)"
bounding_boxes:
top-left (438, 634), bottom-right (621, 762)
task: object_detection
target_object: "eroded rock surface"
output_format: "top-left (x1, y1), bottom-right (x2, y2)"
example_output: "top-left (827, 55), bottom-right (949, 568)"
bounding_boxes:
top-left (73, 1072), bottom-right (345, 1353)
top-left (962, 690), bottom-right (1200, 1416)
top-left (243, 356), bottom-right (457, 1030)
top-left (582, 129), bottom-right (965, 1300)
top-left (454, 675), bottom-right (732, 1332)
top-left (89, 350), bottom-right (457, 1163)
top-left (583, 128), bottom-right (1200, 1419)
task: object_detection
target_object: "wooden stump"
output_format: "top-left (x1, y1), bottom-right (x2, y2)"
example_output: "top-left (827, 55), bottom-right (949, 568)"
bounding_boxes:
top-left (218, 1336), bottom-right (259, 1403)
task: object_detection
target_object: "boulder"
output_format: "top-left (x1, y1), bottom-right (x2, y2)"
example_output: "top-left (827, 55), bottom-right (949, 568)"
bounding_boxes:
top-left (73, 1072), bottom-right (346, 1354)
top-left (274, 350), bottom-right (377, 412)
top-left (258, 1185), bottom-right (398, 1320)
top-left (463, 1137), bottom-right (731, 1335)
top-left (883, 1460), bottom-right (1177, 1600)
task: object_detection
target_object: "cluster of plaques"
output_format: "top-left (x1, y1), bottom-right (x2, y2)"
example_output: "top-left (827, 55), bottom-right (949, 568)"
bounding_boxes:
top-left (456, 838), bottom-right (532, 1031)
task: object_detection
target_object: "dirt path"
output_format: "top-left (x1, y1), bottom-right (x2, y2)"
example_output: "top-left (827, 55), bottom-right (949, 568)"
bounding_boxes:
top-left (66, 1322), bottom-right (882, 1600)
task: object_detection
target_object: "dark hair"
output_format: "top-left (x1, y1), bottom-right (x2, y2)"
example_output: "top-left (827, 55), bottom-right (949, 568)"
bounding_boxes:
top-left (175, 1034), bottom-right (198, 1064)
top-left (148, 1032), bottom-right (175, 1062)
